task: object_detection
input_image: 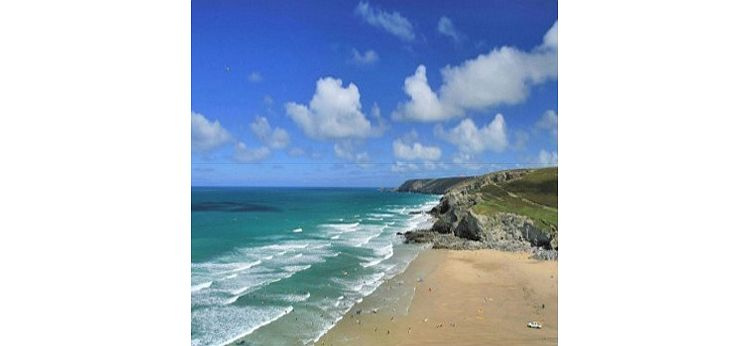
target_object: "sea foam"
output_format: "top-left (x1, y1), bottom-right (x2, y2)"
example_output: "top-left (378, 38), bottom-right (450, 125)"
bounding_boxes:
top-left (191, 281), bottom-right (213, 293)
top-left (191, 189), bottom-right (441, 346)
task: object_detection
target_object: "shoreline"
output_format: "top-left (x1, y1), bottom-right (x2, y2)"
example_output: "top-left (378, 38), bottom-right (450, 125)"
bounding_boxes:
top-left (316, 248), bottom-right (557, 345)
top-left (218, 197), bottom-right (441, 346)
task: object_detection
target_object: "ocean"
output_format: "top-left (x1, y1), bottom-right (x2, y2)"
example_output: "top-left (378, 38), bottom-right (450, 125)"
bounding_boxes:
top-left (191, 187), bottom-right (440, 346)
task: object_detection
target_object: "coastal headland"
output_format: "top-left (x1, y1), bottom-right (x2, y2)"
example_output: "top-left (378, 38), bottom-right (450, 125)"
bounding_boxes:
top-left (317, 167), bottom-right (558, 345)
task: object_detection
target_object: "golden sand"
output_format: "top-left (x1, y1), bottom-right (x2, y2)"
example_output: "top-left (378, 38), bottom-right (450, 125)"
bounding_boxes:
top-left (317, 249), bottom-right (557, 345)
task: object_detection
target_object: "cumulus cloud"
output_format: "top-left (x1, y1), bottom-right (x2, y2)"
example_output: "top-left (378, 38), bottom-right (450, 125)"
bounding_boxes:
top-left (437, 16), bottom-right (463, 42)
top-left (542, 21), bottom-right (558, 50)
top-left (435, 113), bottom-right (509, 154)
top-left (355, 2), bottom-right (415, 42)
top-left (538, 149), bottom-right (558, 166)
top-left (285, 77), bottom-right (376, 139)
top-left (250, 116), bottom-right (290, 149)
top-left (233, 142), bottom-right (270, 162)
top-left (351, 48), bottom-right (379, 65)
top-left (392, 65), bottom-right (456, 122)
top-left (191, 111), bottom-right (232, 153)
top-left (392, 132), bottom-right (442, 161)
top-left (393, 21), bottom-right (558, 122)
top-left (334, 140), bottom-right (369, 163)
top-left (535, 109), bottom-right (558, 137)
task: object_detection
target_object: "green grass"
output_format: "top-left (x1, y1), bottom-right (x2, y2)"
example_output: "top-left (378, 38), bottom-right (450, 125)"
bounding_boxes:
top-left (503, 167), bottom-right (558, 208)
top-left (472, 168), bottom-right (558, 233)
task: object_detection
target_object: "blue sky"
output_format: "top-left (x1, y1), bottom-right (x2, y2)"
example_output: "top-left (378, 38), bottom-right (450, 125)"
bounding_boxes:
top-left (192, 0), bottom-right (557, 187)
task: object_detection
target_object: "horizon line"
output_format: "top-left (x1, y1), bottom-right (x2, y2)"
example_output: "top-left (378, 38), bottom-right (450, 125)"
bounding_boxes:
top-left (191, 162), bottom-right (555, 165)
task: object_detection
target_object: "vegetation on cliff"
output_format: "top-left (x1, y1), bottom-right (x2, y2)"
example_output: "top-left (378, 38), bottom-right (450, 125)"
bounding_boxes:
top-left (403, 167), bottom-right (558, 256)
top-left (473, 168), bottom-right (558, 234)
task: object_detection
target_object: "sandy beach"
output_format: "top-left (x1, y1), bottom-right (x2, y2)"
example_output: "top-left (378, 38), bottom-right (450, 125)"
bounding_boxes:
top-left (316, 249), bottom-right (557, 345)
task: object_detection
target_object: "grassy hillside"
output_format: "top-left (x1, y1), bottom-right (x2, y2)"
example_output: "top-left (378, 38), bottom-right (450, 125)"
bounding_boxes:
top-left (472, 167), bottom-right (558, 233)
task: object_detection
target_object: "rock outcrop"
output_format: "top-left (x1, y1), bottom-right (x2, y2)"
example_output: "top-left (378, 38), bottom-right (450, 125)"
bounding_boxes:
top-left (400, 168), bottom-right (558, 259)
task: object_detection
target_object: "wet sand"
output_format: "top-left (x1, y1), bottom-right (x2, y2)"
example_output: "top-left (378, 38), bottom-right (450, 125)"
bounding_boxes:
top-left (316, 249), bottom-right (557, 345)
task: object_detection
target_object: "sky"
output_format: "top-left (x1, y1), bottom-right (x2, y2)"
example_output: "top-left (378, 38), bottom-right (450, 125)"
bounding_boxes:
top-left (192, 0), bottom-right (557, 187)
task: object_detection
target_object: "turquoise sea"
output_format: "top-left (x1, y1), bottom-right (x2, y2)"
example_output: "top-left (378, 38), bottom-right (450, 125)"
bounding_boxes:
top-left (191, 187), bottom-right (440, 346)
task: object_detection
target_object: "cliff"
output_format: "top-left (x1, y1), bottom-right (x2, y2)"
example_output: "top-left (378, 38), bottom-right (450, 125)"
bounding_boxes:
top-left (402, 167), bottom-right (558, 259)
top-left (395, 176), bottom-right (474, 194)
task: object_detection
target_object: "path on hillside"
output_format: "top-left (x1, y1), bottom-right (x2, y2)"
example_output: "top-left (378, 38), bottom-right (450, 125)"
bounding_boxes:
top-left (504, 190), bottom-right (558, 212)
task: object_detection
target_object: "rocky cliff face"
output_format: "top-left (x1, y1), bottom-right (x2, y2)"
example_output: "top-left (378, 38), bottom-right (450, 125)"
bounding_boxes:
top-left (395, 177), bottom-right (474, 194)
top-left (402, 168), bottom-right (558, 259)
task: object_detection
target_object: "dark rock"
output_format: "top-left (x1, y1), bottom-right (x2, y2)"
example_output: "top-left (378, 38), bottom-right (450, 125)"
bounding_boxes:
top-left (403, 230), bottom-right (429, 244)
top-left (454, 212), bottom-right (482, 241)
top-left (428, 206), bottom-right (439, 216)
top-left (437, 199), bottom-right (451, 214)
top-left (431, 219), bottom-right (452, 234)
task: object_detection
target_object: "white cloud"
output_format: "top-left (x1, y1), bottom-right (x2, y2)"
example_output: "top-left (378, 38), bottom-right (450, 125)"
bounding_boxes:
top-left (535, 109), bottom-right (558, 137)
top-left (436, 113), bottom-right (508, 154)
top-left (437, 16), bottom-right (463, 42)
top-left (334, 140), bottom-right (369, 163)
top-left (542, 21), bottom-right (558, 50)
top-left (392, 65), bottom-right (456, 122)
top-left (233, 142), bottom-right (270, 162)
top-left (354, 2), bottom-right (415, 42)
top-left (249, 72), bottom-right (263, 82)
top-left (439, 46), bottom-right (556, 110)
top-left (191, 111), bottom-right (232, 153)
top-left (538, 149), bottom-right (558, 166)
top-left (393, 21), bottom-right (558, 122)
top-left (285, 77), bottom-right (375, 139)
top-left (250, 116), bottom-right (290, 149)
top-left (370, 103), bottom-right (382, 119)
top-left (351, 48), bottom-right (379, 65)
top-left (368, 103), bottom-right (388, 136)
top-left (392, 137), bottom-right (442, 161)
